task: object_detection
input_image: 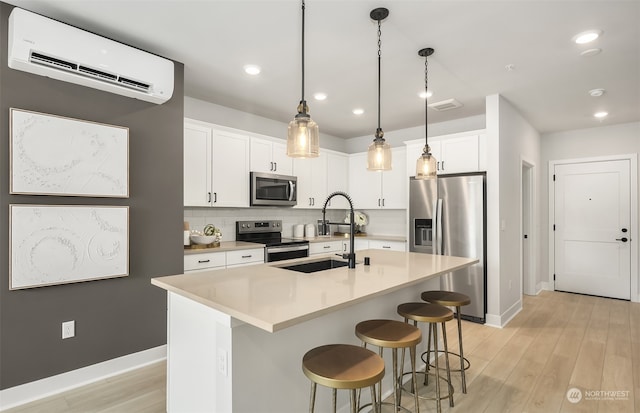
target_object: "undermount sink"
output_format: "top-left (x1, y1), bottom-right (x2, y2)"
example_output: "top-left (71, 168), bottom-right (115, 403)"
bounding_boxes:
top-left (279, 258), bottom-right (352, 274)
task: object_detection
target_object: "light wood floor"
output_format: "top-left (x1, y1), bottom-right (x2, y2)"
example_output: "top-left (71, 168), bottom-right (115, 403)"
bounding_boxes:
top-left (5, 291), bottom-right (638, 413)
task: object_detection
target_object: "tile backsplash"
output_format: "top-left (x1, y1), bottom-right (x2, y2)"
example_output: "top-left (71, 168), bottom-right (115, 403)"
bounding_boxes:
top-left (184, 208), bottom-right (407, 241)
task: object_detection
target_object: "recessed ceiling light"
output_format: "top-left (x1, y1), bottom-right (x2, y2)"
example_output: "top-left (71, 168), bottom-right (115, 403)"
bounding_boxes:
top-left (352, 108), bottom-right (364, 115)
top-left (314, 93), bottom-right (327, 101)
top-left (580, 48), bottom-right (602, 57)
top-left (243, 64), bottom-right (261, 75)
top-left (594, 111), bottom-right (608, 119)
top-left (418, 90), bottom-right (433, 99)
top-left (573, 30), bottom-right (602, 44)
top-left (588, 88), bottom-right (605, 97)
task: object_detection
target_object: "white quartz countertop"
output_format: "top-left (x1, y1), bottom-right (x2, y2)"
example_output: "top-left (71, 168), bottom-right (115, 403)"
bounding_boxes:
top-left (152, 249), bottom-right (477, 333)
top-left (300, 234), bottom-right (406, 243)
top-left (183, 241), bottom-right (262, 255)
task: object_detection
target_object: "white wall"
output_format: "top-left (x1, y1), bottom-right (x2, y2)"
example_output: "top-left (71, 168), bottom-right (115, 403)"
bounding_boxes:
top-left (184, 96), bottom-right (347, 152)
top-left (344, 114), bottom-right (486, 153)
top-left (486, 94), bottom-right (541, 326)
top-left (540, 121), bottom-right (640, 298)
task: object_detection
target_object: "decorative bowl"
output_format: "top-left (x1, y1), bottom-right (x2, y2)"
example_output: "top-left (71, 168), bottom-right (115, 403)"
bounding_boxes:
top-left (190, 235), bottom-right (217, 245)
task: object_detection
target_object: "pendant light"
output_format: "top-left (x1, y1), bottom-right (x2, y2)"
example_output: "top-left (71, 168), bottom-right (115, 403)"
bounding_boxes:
top-left (366, 7), bottom-right (392, 171)
top-left (287, 0), bottom-right (319, 158)
top-left (415, 47), bottom-right (437, 179)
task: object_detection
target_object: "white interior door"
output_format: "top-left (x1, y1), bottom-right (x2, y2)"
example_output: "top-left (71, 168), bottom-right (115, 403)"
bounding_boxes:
top-left (554, 160), bottom-right (631, 299)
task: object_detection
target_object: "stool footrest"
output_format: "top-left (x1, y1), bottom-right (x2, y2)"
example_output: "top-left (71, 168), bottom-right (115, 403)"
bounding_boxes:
top-left (421, 350), bottom-right (471, 372)
top-left (399, 371), bottom-right (455, 401)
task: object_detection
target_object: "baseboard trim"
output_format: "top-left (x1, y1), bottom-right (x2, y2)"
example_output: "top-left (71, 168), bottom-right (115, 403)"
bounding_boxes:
top-left (0, 345), bottom-right (167, 411)
top-left (485, 299), bottom-right (523, 328)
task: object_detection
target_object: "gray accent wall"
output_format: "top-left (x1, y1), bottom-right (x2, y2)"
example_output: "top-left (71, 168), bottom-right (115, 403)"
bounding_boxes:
top-left (0, 2), bottom-right (184, 390)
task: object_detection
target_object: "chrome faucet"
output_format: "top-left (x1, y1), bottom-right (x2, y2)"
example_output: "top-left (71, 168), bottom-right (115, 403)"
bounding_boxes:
top-left (322, 191), bottom-right (356, 269)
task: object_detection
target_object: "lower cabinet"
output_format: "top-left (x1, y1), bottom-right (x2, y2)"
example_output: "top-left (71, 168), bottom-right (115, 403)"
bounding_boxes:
top-left (184, 248), bottom-right (264, 272)
top-left (309, 240), bottom-right (343, 255)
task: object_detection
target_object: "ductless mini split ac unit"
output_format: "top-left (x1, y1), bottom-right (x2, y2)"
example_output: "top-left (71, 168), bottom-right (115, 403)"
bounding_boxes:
top-left (8, 8), bottom-right (174, 104)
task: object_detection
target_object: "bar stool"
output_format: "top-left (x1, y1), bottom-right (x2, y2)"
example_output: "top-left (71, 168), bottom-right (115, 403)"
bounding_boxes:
top-left (355, 319), bottom-right (422, 413)
top-left (421, 291), bottom-right (471, 393)
top-left (302, 344), bottom-right (385, 413)
top-left (397, 302), bottom-right (454, 413)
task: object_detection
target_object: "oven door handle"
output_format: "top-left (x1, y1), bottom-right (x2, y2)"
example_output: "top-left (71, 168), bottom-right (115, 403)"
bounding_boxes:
top-left (266, 245), bottom-right (309, 253)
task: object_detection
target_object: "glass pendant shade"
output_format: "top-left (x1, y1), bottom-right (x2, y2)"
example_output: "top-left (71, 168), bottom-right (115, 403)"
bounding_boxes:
top-left (287, 114), bottom-right (319, 158)
top-left (415, 150), bottom-right (437, 179)
top-left (367, 139), bottom-right (392, 171)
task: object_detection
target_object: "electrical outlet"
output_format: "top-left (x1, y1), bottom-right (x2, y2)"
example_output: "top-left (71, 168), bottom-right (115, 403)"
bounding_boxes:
top-left (62, 320), bottom-right (75, 339)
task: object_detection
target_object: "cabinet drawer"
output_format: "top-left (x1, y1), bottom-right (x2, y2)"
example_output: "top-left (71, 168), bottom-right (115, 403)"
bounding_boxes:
top-left (184, 252), bottom-right (226, 271)
top-left (309, 241), bottom-right (343, 255)
top-left (226, 248), bottom-right (264, 266)
top-left (368, 240), bottom-right (406, 252)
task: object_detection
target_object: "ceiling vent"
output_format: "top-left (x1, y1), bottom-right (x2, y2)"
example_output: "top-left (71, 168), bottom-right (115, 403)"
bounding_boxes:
top-left (428, 98), bottom-right (463, 111)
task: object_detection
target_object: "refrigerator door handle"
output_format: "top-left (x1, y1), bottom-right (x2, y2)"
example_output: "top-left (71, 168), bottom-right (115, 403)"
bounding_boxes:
top-left (435, 199), bottom-right (443, 255)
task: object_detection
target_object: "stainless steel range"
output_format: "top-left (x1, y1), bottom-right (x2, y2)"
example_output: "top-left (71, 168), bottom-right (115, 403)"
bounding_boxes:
top-left (236, 220), bottom-right (310, 262)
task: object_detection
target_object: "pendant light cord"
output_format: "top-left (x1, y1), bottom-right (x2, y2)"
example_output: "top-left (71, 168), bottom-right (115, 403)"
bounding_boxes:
top-left (424, 54), bottom-right (429, 149)
top-left (377, 19), bottom-right (382, 132)
top-left (301, 0), bottom-right (306, 104)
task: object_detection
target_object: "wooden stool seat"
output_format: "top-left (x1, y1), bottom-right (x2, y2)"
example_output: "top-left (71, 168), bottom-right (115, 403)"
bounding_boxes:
top-left (355, 319), bottom-right (422, 348)
top-left (421, 290), bottom-right (471, 394)
top-left (397, 302), bottom-right (454, 324)
top-left (303, 344), bottom-right (384, 413)
top-left (421, 291), bottom-right (471, 307)
top-left (355, 320), bottom-right (422, 412)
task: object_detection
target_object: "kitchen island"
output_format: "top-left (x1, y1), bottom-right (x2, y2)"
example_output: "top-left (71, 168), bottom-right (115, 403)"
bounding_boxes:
top-left (151, 249), bottom-right (477, 412)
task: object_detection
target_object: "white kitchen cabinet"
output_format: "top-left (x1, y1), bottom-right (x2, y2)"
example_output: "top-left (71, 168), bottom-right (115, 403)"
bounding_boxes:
top-left (184, 251), bottom-right (226, 272)
top-left (185, 248), bottom-right (264, 272)
top-left (309, 240), bottom-right (343, 255)
top-left (184, 120), bottom-right (250, 207)
top-left (354, 239), bottom-right (369, 251)
top-left (405, 130), bottom-right (485, 176)
top-left (368, 239), bottom-right (406, 252)
top-left (184, 122), bottom-right (212, 207)
top-left (250, 137), bottom-right (293, 175)
top-left (226, 248), bottom-right (265, 267)
top-left (294, 152), bottom-right (328, 208)
top-left (326, 151), bottom-right (350, 210)
top-left (348, 147), bottom-right (407, 209)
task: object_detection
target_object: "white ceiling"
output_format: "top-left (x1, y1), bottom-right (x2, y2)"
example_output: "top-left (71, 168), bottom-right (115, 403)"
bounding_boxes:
top-left (5, 0), bottom-right (640, 139)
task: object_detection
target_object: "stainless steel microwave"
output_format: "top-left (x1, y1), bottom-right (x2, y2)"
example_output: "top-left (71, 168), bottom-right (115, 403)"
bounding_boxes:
top-left (250, 172), bottom-right (297, 206)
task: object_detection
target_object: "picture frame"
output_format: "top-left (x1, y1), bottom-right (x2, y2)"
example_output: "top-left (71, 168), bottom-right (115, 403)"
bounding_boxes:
top-left (10, 108), bottom-right (129, 197)
top-left (9, 204), bottom-right (129, 290)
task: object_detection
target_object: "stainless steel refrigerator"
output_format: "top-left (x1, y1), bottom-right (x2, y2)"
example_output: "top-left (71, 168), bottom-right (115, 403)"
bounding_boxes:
top-left (409, 172), bottom-right (486, 323)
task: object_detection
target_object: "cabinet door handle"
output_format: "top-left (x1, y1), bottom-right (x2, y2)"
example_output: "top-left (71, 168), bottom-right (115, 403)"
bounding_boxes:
top-left (198, 259), bottom-right (211, 263)
top-left (274, 162), bottom-right (277, 171)
top-left (442, 160), bottom-right (445, 171)
top-left (382, 245), bottom-right (391, 249)
top-left (436, 161), bottom-right (440, 171)
top-left (207, 192), bottom-right (212, 203)
top-left (616, 237), bottom-right (628, 242)
top-left (312, 198), bottom-right (315, 206)
top-left (343, 244), bottom-right (347, 251)
top-left (241, 255), bottom-right (252, 258)
top-left (270, 161), bottom-right (274, 171)
top-left (323, 245), bottom-right (331, 249)
top-left (382, 198), bottom-right (385, 207)
top-left (378, 199), bottom-right (381, 207)
top-left (214, 192), bottom-right (217, 203)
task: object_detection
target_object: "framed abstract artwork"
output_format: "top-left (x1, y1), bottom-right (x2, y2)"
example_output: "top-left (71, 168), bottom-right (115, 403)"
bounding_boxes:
top-left (10, 205), bottom-right (129, 290)
top-left (10, 108), bottom-right (129, 197)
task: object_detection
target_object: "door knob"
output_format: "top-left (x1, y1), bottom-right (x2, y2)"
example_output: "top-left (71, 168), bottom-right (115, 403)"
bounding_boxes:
top-left (616, 237), bottom-right (628, 242)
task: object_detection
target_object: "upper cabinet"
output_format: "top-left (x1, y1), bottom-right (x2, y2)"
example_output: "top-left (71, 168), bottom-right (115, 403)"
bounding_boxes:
top-left (405, 130), bottom-right (486, 177)
top-left (348, 147), bottom-right (407, 209)
top-left (184, 119), bottom-right (250, 207)
top-left (294, 152), bottom-right (328, 208)
top-left (325, 152), bottom-right (350, 210)
top-left (250, 137), bottom-right (293, 175)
